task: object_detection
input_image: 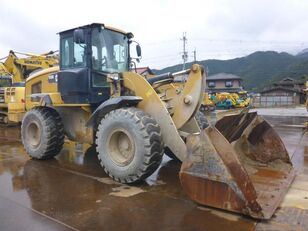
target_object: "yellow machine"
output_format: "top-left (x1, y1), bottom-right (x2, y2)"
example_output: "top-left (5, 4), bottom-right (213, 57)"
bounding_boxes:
top-left (237, 90), bottom-right (251, 107)
top-left (0, 50), bottom-right (58, 83)
top-left (212, 92), bottom-right (249, 109)
top-left (18, 23), bottom-right (294, 219)
top-left (200, 92), bottom-right (215, 112)
top-left (0, 50), bottom-right (58, 123)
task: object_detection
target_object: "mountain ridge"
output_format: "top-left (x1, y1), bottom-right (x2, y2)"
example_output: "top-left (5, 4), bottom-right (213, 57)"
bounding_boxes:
top-left (152, 50), bottom-right (308, 91)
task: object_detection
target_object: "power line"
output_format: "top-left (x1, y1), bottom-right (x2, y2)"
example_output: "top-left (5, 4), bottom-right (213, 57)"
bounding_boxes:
top-left (141, 37), bottom-right (308, 47)
top-left (189, 37), bottom-right (308, 46)
top-left (142, 54), bottom-right (180, 61)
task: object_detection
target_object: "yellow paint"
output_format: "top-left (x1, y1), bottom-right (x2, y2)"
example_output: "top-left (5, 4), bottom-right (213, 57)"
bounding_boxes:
top-left (145, 89), bottom-right (152, 98)
top-left (202, 92), bottom-right (215, 107)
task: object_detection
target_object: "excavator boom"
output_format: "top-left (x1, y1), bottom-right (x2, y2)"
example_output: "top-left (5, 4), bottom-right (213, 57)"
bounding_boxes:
top-left (0, 50), bottom-right (58, 83)
top-left (0, 50), bottom-right (58, 123)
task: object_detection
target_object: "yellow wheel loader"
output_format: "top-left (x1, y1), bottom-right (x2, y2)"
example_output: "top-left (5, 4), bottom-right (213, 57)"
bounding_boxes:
top-left (20, 23), bottom-right (294, 219)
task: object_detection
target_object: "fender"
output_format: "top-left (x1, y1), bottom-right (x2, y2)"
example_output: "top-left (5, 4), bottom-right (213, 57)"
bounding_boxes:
top-left (30, 93), bottom-right (52, 106)
top-left (86, 96), bottom-right (143, 128)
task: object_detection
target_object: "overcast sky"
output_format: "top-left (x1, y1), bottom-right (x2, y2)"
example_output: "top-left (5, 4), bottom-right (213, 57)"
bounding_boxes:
top-left (1, 0), bottom-right (308, 69)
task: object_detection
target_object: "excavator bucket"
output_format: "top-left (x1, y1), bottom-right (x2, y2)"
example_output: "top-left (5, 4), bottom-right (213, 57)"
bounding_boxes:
top-left (180, 111), bottom-right (295, 219)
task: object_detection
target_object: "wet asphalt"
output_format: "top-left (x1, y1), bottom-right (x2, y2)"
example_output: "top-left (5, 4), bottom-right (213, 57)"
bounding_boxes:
top-left (0, 108), bottom-right (308, 231)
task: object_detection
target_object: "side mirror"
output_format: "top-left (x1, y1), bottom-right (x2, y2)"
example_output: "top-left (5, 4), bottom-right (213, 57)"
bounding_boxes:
top-left (74, 29), bottom-right (85, 44)
top-left (136, 44), bottom-right (142, 57)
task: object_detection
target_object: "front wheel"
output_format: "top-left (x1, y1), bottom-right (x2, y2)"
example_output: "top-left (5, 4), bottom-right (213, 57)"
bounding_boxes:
top-left (96, 108), bottom-right (164, 183)
top-left (21, 107), bottom-right (64, 159)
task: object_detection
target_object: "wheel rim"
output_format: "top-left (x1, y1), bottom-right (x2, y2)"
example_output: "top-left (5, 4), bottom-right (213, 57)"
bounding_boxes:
top-left (26, 121), bottom-right (41, 149)
top-left (107, 129), bottom-right (135, 166)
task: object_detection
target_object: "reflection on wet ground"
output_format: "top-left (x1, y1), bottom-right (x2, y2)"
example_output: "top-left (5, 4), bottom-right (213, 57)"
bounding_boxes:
top-left (0, 113), bottom-right (308, 231)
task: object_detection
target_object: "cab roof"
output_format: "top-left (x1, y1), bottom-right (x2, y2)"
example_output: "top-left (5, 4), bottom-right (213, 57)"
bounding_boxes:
top-left (58, 23), bottom-right (131, 37)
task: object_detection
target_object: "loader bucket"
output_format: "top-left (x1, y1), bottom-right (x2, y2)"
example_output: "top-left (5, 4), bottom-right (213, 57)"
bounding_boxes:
top-left (180, 111), bottom-right (295, 219)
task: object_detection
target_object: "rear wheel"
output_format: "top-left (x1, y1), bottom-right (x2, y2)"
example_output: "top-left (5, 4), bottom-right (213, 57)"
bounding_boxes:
top-left (96, 107), bottom-right (164, 183)
top-left (21, 107), bottom-right (64, 159)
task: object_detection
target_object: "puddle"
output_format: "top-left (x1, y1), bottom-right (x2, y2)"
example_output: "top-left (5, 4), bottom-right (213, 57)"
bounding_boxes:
top-left (110, 185), bottom-right (145, 197)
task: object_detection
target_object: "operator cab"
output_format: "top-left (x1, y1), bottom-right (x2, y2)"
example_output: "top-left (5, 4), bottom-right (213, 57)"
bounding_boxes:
top-left (0, 75), bottom-right (12, 88)
top-left (58, 23), bottom-right (140, 105)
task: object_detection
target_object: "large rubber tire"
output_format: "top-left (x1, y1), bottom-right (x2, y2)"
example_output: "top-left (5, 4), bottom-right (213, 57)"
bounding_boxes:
top-left (96, 107), bottom-right (164, 183)
top-left (21, 107), bottom-right (64, 159)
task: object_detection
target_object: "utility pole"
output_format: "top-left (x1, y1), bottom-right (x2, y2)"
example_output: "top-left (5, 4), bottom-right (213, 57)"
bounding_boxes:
top-left (181, 32), bottom-right (188, 70)
top-left (193, 48), bottom-right (196, 63)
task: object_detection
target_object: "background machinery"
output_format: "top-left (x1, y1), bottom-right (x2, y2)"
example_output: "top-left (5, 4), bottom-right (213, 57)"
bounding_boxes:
top-left (237, 90), bottom-right (251, 107)
top-left (210, 92), bottom-right (233, 109)
top-left (0, 50), bottom-right (58, 123)
top-left (210, 92), bottom-right (250, 110)
top-left (200, 92), bottom-right (215, 112)
top-left (18, 23), bottom-right (294, 219)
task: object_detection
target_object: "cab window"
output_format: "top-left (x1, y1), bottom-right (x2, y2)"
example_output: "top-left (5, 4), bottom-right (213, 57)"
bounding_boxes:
top-left (60, 35), bottom-right (86, 69)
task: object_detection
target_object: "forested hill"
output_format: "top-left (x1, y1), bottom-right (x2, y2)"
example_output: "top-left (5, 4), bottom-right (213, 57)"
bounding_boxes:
top-left (152, 50), bottom-right (308, 91)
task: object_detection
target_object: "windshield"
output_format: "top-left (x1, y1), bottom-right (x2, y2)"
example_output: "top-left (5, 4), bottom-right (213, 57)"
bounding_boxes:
top-left (0, 76), bottom-right (12, 88)
top-left (91, 27), bottom-right (129, 73)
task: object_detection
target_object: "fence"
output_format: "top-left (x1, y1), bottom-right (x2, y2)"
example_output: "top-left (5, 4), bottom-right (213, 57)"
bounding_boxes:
top-left (252, 95), bottom-right (299, 107)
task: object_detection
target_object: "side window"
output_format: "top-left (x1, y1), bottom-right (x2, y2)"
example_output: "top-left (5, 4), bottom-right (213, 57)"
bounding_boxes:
top-left (208, 81), bottom-right (216, 88)
top-left (31, 81), bottom-right (42, 94)
top-left (92, 46), bottom-right (98, 70)
top-left (61, 37), bottom-right (73, 68)
top-left (113, 44), bottom-right (125, 70)
top-left (74, 43), bottom-right (85, 67)
top-left (60, 35), bottom-right (86, 69)
top-left (225, 81), bottom-right (233, 87)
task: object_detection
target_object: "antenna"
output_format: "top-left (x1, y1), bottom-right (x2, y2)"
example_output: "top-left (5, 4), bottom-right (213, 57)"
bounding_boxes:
top-left (181, 32), bottom-right (188, 70)
top-left (193, 48), bottom-right (196, 63)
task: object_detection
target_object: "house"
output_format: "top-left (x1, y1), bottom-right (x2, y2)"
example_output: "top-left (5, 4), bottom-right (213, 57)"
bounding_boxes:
top-left (206, 73), bottom-right (243, 93)
top-left (254, 78), bottom-right (306, 107)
